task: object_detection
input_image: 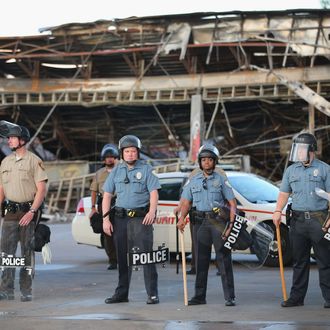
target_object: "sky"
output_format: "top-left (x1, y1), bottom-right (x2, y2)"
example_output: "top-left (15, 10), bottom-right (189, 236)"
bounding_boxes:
top-left (0, 0), bottom-right (323, 37)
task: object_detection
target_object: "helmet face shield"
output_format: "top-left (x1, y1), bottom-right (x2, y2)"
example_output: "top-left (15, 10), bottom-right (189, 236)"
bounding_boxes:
top-left (289, 142), bottom-right (309, 162)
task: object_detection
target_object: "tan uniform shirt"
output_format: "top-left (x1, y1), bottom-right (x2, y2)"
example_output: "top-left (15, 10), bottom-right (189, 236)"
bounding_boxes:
top-left (90, 167), bottom-right (110, 196)
top-left (189, 167), bottom-right (228, 179)
top-left (0, 151), bottom-right (48, 202)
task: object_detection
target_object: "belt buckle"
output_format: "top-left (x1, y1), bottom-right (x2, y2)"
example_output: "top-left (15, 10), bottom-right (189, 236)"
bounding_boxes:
top-left (304, 211), bottom-right (310, 220)
top-left (127, 210), bottom-right (136, 217)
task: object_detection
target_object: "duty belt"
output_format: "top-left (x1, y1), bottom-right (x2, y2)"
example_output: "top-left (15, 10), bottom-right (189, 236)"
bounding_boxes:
top-left (3, 200), bottom-right (33, 213)
top-left (292, 209), bottom-right (328, 220)
top-left (194, 210), bottom-right (214, 219)
top-left (115, 206), bottom-right (148, 218)
top-left (193, 210), bottom-right (226, 222)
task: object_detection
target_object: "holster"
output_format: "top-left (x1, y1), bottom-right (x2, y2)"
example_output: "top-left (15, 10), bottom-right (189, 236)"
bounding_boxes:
top-left (3, 200), bottom-right (33, 214)
top-left (286, 203), bottom-right (292, 226)
top-left (189, 208), bottom-right (196, 225)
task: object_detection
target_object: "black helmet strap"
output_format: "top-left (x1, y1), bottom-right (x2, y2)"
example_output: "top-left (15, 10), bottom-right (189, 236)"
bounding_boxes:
top-left (10, 137), bottom-right (27, 151)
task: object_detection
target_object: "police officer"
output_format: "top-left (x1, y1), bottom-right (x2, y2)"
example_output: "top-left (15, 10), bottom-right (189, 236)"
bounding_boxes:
top-left (0, 123), bottom-right (48, 302)
top-left (102, 135), bottom-right (161, 304)
top-left (174, 166), bottom-right (229, 276)
top-left (272, 133), bottom-right (330, 308)
top-left (89, 143), bottom-right (119, 270)
top-left (177, 144), bottom-right (237, 306)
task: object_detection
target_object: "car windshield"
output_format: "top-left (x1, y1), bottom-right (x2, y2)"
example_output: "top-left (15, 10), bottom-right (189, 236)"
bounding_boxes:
top-left (158, 177), bottom-right (185, 201)
top-left (228, 174), bottom-right (279, 204)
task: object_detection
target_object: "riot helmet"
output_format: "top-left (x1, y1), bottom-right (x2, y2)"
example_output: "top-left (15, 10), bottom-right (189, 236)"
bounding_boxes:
top-left (100, 143), bottom-right (119, 160)
top-left (118, 135), bottom-right (141, 162)
top-left (0, 120), bottom-right (17, 138)
top-left (19, 126), bottom-right (31, 142)
top-left (289, 133), bottom-right (317, 163)
top-left (198, 144), bottom-right (220, 170)
top-left (6, 125), bottom-right (30, 142)
top-left (118, 135), bottom-right (141, 150)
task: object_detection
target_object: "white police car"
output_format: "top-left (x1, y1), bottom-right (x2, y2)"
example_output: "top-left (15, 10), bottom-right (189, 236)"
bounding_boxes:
top-left (72, 171), bottom-right (291, 267)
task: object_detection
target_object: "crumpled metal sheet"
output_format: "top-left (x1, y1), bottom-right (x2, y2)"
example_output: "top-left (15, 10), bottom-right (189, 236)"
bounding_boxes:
top-left (161, 23), bottom-right (191, 60)
top-left (191, 16), bottom-right (330, 58)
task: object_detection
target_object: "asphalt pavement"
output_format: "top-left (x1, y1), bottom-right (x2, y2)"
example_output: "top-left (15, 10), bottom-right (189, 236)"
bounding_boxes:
top-left (0, 222), bottom-right (329, 330)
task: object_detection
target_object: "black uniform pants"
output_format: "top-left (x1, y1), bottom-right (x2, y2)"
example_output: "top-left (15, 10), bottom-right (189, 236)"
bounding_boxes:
top-left (193, 218), bottom-right (235, 301)
top-left (97, 202), bottom-right (117, 265)
top-left (289, 214), bottom-right (330, 303)
top-left (112, 215), bottom-right (158, 298)
top-left (0, 211), bottom-right (35, 296)
top-left (103, 234), bottom-right (117, 264)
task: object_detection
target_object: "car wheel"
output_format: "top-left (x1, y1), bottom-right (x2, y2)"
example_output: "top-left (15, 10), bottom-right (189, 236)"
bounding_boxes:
top-left (263, 222), bottom-right (292, 267)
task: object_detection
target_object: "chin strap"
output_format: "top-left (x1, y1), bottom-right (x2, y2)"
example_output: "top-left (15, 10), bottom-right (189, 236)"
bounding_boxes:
top-left (10, 140), bottom-right (26, 152)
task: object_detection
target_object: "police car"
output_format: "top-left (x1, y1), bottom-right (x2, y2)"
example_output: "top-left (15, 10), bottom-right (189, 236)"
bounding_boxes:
top-left (71, 171), bottom-right (291, 267)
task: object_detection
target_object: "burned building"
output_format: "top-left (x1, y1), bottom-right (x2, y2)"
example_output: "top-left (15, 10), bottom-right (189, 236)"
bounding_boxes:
top-left (0, 9), bottom-right (330, 180)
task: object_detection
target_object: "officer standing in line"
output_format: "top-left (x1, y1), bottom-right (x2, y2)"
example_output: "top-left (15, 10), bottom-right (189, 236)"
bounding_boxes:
top-left (177, 144), bottom-right (237, 306)
top-left (102, 135), bottom-right (161, 304)
top-left (272, 133), bottom-right (330, 308)
top-left (174, 166), bottom-right (229, 276)
top-left (0, 123), bottom-right (48, 302)
top-left (89, 143), bottom-right (119, 270)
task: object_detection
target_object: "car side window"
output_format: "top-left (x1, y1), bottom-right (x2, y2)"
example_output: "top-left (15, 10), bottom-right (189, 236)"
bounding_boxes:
top-left (158, 177), bottom-right (185, 201)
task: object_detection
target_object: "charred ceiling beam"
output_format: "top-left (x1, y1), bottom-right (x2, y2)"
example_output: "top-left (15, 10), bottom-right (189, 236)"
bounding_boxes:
top-left (0, 65), bottom-right (329, 106)
top-left (53, 113), bottom-right (79, 156)
top-left (0, 42), bottom-right (287, 61)
top-left (122, 54), bottom-right (140, 76)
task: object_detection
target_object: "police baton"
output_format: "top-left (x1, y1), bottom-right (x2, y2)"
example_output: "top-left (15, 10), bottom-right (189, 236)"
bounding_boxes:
top-left (102, 205), bottom-right (115, 218)
top-left (276, 225), bottom-right (287, 301)
top-left (179, 230), bottom-right (188, 306)
top-left (175, 214), bottom-right (179, 274)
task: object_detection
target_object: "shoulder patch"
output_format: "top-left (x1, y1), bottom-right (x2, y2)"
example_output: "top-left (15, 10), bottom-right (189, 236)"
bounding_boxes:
top-left (38, 162), bottom-right (45, 171)
top-left (184, 179), bottom-right (191, 187)
top-left (224, 180), bottom-right (232, 188)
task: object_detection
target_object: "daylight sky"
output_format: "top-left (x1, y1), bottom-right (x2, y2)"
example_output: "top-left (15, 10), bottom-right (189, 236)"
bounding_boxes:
top-left (0, 0), bottom-right (323, 37)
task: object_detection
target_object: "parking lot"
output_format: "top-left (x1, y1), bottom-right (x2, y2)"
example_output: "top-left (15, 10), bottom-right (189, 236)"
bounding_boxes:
top-left (0, 222), bottom-right (329, 330)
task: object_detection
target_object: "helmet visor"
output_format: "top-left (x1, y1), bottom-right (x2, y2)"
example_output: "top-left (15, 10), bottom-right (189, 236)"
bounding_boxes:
top-left (289, 142), bottom-right (309, 162)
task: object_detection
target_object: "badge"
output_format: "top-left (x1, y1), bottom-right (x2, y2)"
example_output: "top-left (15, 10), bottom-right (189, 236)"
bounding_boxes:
top-left (136, 172), bottom-right (142, 180)
top-left (313, 169), bottom-right (319, 177)
top-left (213, 179), bottom-right (220, 188)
